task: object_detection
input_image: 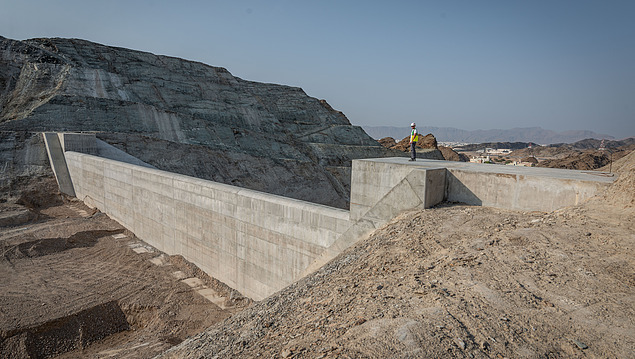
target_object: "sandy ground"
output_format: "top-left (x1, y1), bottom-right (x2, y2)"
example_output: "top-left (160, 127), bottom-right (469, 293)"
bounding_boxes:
top-left (2, 150), bottom-right (634, 358)
top-left (0, 193), bottom-right (251, 359)
top-left (161, 152), bottom-right (635, 358)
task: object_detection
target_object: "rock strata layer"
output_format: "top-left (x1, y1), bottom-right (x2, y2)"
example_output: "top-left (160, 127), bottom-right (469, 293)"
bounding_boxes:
top-left (0, 36), bottom-right (406, 208)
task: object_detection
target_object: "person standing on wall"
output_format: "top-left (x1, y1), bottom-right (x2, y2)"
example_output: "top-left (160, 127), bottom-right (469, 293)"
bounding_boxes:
top-left (409, 122), bottom-right (418, 161)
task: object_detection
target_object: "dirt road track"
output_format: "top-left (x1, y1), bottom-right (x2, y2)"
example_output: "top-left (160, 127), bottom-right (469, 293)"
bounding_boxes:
top-left (0, 196), bottom-right (251, 359)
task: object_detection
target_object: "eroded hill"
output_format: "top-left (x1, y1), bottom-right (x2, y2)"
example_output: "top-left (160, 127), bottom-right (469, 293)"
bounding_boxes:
top-left (0, 36), bottom-right (402, 208)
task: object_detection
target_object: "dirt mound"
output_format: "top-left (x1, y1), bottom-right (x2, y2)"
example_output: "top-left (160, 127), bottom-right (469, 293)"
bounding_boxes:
top-left (2, 301), bottom-right (129, 359)
top-left (0, 204), bottom-right (35, 227)
top-left (14, 176), bottom-right (63, 210)
top-left (600, 149), bottom-right (635, 208)
top-left (162, 196), bottom-right (635, 357)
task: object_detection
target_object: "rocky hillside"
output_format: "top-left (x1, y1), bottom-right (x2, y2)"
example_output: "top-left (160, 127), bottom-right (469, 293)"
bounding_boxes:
top-left (0, 36), bottom-right (402, 208)
top-left (455, 142), bottom-right (534, 151)
top-left (379, 134), bottom-right (467, 162)
top-left (548, 137), bottom-right (635, 150)
top-left (364, 126), bottom-right (615, 144)
top-left (161, 151), bottom-right (635, 359)
top-left (508, 140), bottom-right (635, 171)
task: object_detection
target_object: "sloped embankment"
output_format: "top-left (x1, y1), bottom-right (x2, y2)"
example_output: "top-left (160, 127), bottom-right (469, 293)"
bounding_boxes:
top-left (161, 151), bottom-right (634, 358)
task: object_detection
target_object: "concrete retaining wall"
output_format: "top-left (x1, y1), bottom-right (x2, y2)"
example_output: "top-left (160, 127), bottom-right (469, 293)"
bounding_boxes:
top-left (446, 169), bottom-right (607, 212)
top-left (356, 158), bottom-right (613, 213)
top-left (47, 134), bottom-right (614, 301)
top-left (350, 160), bottom-right (446, 221)
top-left (65, 151), bottom-right (349, 300)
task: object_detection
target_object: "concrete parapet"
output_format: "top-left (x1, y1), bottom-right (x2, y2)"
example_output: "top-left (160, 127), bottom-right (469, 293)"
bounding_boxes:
top-left (304, 161), bottom-right (448, 275)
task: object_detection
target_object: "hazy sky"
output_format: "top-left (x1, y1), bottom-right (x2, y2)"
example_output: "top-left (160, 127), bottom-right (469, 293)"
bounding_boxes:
top-left (1, 1), bottom-right (634, 138)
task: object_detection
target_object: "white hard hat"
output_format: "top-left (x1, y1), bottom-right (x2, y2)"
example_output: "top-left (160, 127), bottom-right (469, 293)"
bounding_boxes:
top-left (411, 122), bottom-right (416, 127)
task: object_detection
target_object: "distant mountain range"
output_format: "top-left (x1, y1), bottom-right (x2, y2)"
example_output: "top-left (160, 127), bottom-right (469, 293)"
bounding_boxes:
top-left (361, 126), bottom-right (616, 145)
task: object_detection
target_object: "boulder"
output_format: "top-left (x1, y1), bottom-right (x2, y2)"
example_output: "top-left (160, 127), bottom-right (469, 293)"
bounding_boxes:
top-left (439, 146), bottom-right (469, 162)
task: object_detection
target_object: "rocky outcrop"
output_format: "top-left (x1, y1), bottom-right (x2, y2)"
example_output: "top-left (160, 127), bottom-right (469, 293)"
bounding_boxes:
top-left (377, 137), bottom-right (396, 148)
top-left (521, 156), bottom-right (538, 164)
top-left (390, 134), bottom-right (438, 151)
top-left (0, 131), bottom-right (55, 203)
top-left (378, 134), bottom-right (464, 161)
top-left (438, 146), bottom-right (469, 162)
top-left (0, 36), bottom-right (403, 208)
top-left (536, 151), bottom-right (611, 171)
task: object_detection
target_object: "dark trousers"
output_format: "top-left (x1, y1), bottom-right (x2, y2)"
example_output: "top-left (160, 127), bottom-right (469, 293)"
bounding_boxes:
top-left (410, 142), bottom-right (417, 160)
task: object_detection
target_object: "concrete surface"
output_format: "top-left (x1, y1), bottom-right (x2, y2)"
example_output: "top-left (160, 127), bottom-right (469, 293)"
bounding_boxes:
top-left (64, 151), bottom-right (349, 300)
top-left (357, 157), bottom-right (613, 212)
top-left (44, 133), bottom-right (615, 300)
top-left (42, 133), bottom-right (75, 196)
top-left (95, 139), bottom-right (156, 168)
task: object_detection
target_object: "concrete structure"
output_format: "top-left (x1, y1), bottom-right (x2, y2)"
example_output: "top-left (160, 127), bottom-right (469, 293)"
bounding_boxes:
top-left (65, 151), bottom-right (350, 300)
top-left (43, 133), bottom-right (76, 196)
top-left (43, 132), bottom-right (154, 196)
top-left (359, 158), bottom-right (613, 212)
top-left (44, 133), bottom-right (615, 300)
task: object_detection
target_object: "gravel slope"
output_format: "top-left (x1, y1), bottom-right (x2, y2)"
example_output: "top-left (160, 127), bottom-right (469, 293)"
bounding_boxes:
top-left (161, 152), bottom-right (635, 359)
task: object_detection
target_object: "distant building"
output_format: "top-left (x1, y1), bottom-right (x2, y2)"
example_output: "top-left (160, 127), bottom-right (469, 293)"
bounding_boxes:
top-left (486, 148), bottom-right (512, 155)
top-left (470, 155), bottom-right (491, 164)
top-left (505, 160), bottom-right (536, 167)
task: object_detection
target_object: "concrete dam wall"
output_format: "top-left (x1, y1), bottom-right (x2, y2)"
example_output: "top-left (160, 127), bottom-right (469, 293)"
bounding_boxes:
top-left (44, 133), bottom-right (614, 300)
top-left (64, 151), bottom-right (350, 300)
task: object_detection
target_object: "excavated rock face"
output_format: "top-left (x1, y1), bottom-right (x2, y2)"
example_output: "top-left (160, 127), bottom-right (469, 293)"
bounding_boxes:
top-left (0, 36), bottom-right (403, 208)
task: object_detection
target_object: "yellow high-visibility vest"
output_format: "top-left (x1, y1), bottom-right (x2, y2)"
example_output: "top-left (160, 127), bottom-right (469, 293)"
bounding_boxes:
top-left (411, 129), bottom-right (419, 142)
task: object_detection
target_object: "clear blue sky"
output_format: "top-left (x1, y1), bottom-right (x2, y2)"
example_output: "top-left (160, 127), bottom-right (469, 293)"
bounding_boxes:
top-left (2, 0), bottom-right (634, 138)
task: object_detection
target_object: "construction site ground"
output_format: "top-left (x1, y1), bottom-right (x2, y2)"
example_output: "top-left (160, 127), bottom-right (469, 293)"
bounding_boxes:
top-left (1, 150), bottom-right (634, 358)
top-left (0, 191), bottom-right (251, 359)
top-left (162, 152), bottom-right (635, 358)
